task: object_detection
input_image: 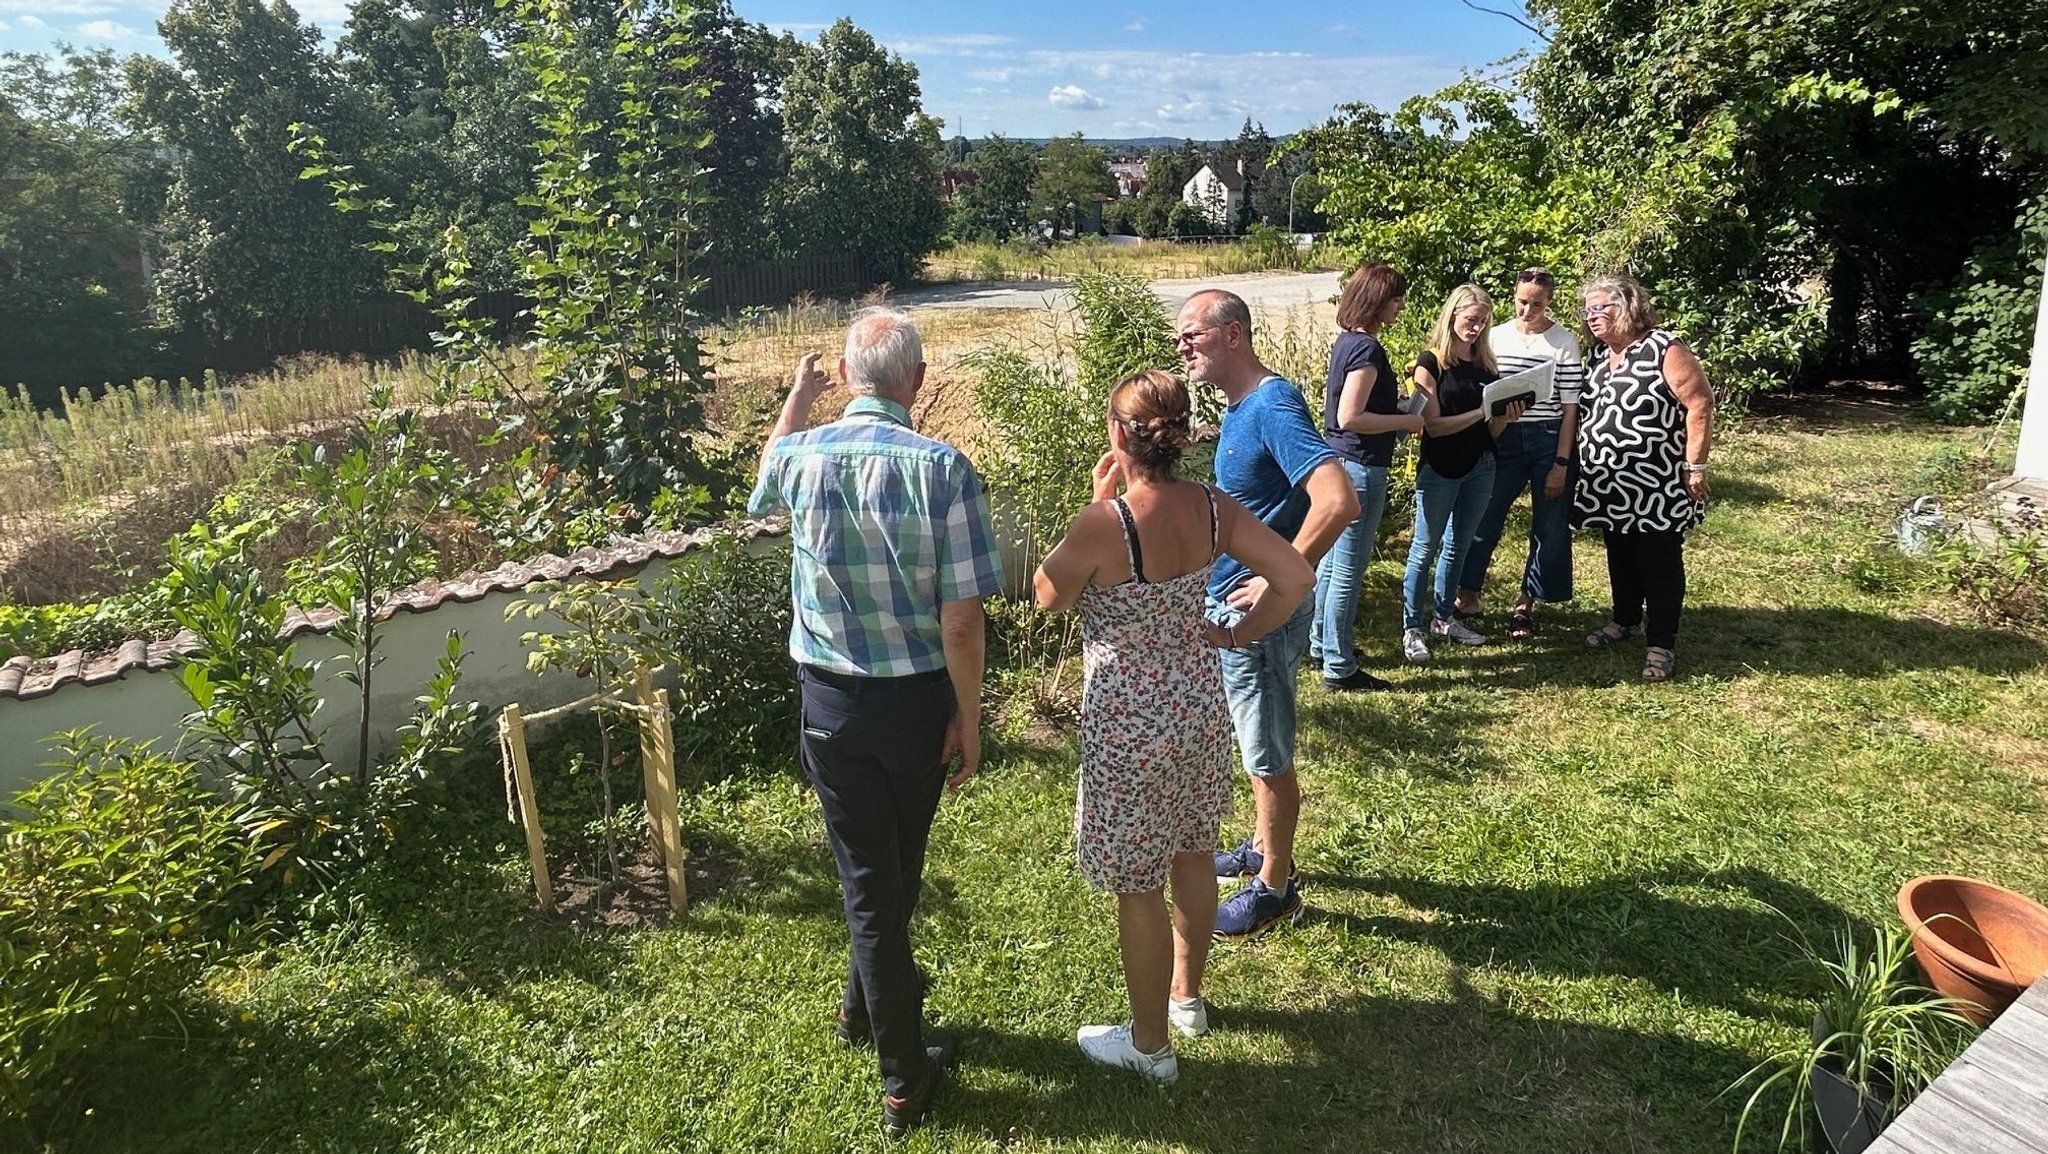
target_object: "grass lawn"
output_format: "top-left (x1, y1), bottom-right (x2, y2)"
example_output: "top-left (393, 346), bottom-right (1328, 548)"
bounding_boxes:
top-left (42, 393), bottom-right (2048, 1153)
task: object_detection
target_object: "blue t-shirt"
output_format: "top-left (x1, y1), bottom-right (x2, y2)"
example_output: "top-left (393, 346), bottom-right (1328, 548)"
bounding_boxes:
top-left (1209, 376), bottom-right (1335, 600)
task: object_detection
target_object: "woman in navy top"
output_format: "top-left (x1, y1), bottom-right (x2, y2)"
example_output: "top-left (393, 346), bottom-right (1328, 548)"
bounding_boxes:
top-left (1310, 262), bottom-right (1424, 691)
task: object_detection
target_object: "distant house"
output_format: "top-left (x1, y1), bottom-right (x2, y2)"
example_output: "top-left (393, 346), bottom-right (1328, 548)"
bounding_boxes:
top-left (1182, 160), bottom-right (1249, 229)
top-left (1109, 160), bottom-right (1148, 198)
top-left (939, 169), bottom-right (979, 202)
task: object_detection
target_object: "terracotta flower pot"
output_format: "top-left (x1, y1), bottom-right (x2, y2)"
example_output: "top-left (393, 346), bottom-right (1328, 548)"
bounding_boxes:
top-left (1895, 874), bottom-right (2048, 1026)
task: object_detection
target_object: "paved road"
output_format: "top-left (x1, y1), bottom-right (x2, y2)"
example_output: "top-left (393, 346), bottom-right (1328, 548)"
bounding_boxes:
top-left (892, 269), bottom-right (1341, 315)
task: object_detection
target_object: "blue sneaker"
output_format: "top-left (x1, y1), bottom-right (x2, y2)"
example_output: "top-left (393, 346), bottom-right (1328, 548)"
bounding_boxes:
top-left (1214, 875), bottom-right (1304, 939)
top-left (1214, 839), bottom-right (1263, 880)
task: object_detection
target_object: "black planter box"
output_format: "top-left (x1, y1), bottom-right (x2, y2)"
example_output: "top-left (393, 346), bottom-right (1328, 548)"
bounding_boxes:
top-left (1809, 1015), bottom-right (1898, 1154)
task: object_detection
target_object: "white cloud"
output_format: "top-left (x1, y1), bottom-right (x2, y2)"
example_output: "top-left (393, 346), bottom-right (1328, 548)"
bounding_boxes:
top-left (886, 32), bottom-right (1015, 58)
top-left (0, 0), bottom-right (114, 13)
top-left (0, 18), bottom-right (10, 29)
top-left (907, 43), bottom-right (1468, 139)
top-left (1122, 19), bottom-right (1145, 32)
top-left (1048, 84), bottom-right (1104, 111)
top-left (17, 11), bottom-right (44, 26)
top-left (74, 17), bottom-right (134, 38)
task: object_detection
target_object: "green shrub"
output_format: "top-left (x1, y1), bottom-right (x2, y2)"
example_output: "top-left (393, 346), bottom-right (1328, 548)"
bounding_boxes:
top-left (1913, 189), bottom-right (2046, 423)
top-left (0, 733), bottom-right (261, 1115)
top-left (644, 533), bottom-right (798, 779)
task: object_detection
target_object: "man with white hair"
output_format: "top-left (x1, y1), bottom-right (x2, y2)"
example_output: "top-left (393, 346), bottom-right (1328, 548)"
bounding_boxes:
top-left (749, 308), bottom-right (1003, 1139)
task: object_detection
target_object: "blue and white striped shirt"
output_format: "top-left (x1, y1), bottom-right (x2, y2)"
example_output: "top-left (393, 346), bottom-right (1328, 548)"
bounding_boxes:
top-left (1489, 322), bottom-right (1586, 423)
top-left (747, 396), bottom-right (1005, 676)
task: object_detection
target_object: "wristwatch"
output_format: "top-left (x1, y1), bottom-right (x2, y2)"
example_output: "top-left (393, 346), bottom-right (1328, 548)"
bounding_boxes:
top-left (1552, 456), bottom-right (1571, 468)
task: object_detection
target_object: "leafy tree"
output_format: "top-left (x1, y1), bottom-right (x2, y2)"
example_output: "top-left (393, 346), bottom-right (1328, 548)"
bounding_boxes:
top-left (770, 19), bottom-right (944, 282)
top-left (665, 1), bottom-right (796, 264)
top-left (1292, 82), bottom-right (1575, 307)
top-left (1031, 132), bottom-right (1114, 236)
top-left (0, 48), bottom-right (158, 398)
top-left (336, 0), bottom-right (535, 292)
top-left (1523, 0), bottom-right (2036, 396)
top-left (1129, 140), bottom-right (1203, 238)
top-left (950, 133), bottom-right (1036, 243)
top-left (510, 0), bottom-right (722, 528)
top-left (126, 0), bottom-right (386, 341)
top-left (1248, 149), bottom-right (1325, 233)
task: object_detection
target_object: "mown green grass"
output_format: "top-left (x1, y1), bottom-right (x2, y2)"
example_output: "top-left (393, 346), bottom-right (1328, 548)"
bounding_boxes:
top-left (44, 396), bottom-right (2048, 1153)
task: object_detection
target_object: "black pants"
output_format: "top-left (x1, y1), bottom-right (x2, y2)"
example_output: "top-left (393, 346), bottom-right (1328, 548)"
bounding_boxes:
top-left (798, 665), bottom-right (955, 1098)
top-left (1602, 529), bottom-right (1686, 650)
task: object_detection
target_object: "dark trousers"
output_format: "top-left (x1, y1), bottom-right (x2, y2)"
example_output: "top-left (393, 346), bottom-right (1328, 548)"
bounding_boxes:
top-left (798, 665), bottom-right (955, 1098)
top-left (1602, 529), bottom-right (1686, 649)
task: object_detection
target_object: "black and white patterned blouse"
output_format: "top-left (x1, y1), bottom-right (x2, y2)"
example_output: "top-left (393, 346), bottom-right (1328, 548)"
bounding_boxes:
top-left (1574, 329), bottom-right (1704, 534)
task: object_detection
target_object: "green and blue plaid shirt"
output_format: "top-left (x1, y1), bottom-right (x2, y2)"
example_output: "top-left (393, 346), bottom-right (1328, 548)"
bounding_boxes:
top-left (748, 396), bottom-right (1005, 676)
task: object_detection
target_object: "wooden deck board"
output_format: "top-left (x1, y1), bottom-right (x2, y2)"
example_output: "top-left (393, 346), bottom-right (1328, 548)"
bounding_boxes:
top-left (1876, 975), bottom-right (2048, 1152)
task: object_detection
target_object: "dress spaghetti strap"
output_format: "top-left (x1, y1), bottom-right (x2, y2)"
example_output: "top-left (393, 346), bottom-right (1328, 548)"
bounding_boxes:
top-left (1204, 485), bottom-right (1220, 560)
top-left (1112, 496), bottom-right (1148, 583)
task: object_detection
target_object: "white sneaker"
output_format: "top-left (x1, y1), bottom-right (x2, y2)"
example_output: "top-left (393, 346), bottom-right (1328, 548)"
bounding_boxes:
top-left (1077, 1022), bottom-right (1180, 1084)
top-left (1402, 628), bottom-right (1432, 663)
top-left (1430, 616), bottom-right (1488, 646)
top-left (1168, 996), bottom-right (1210, 1038)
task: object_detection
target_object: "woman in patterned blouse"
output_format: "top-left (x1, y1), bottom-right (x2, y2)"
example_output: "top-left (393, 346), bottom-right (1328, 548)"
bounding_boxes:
top-left (1573, 273), bottom-right (1716, 682)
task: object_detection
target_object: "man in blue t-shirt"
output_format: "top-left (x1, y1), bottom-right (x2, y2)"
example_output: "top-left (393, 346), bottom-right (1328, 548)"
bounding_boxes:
top-left (1177, 289), bottom-right (1360, 939)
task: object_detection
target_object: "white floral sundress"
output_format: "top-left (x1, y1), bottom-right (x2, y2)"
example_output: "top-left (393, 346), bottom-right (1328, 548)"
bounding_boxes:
top-left (1075, 484), bottom-right (1234, 894)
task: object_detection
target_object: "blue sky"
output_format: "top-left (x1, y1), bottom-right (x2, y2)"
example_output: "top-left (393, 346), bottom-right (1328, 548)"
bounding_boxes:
top-left (0, 0), bottom-right (1542, 139)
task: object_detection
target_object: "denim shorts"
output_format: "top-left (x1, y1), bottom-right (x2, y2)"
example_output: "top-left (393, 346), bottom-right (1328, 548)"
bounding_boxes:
top-left (1206, 593), bottom-right (1313, 779)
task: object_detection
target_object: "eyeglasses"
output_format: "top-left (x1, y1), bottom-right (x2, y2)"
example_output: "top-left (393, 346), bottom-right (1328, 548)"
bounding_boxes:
top-left (1582, 303), bottom-right (1618, 318)
top-left (1516, 270), bottom-right (1556, 288)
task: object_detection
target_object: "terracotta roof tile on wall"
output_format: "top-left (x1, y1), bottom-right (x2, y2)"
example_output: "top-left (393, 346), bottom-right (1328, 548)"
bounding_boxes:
top-left (0, 520), bottom-right (788, 702)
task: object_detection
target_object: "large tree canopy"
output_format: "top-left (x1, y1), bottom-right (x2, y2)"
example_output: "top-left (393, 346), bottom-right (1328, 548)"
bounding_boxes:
top-left (1299, 0), bottom-right (2046, 410)
top-left (0, 48), bottom-right (158, 394)
top-left (769, 18), bottom-right (944, 283)
top-left (127, 0), bottom-right (384, 340)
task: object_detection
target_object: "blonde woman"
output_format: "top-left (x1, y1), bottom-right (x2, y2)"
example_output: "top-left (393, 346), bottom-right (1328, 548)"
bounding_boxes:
top-left (1401, 283), bottom-right (1525, 662)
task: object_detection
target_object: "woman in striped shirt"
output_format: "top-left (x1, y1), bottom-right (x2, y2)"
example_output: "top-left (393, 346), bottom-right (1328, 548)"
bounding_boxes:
top-left (1452, 267), bottom-right (1587, 640)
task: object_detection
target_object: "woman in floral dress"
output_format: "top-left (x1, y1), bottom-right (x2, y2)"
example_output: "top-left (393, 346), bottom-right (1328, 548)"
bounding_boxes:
top-left (1034, 370), bottom-right (1312, 1084)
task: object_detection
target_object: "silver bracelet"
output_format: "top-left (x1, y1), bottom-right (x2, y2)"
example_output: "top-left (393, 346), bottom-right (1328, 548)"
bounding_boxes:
top-left (1228, 624), bottom-right (1239, 648)
top-left (1681, 463), bottom-right (1708, 474)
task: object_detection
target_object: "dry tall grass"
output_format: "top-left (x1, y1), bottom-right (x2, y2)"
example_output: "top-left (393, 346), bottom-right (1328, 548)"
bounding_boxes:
top-left (1, 292), bottom-right (1334, 608)
top-left (924, 238), bottom-right (1314, 284)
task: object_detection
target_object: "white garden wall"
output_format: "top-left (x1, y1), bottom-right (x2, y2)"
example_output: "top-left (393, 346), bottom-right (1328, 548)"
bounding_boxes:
top-left (0, 524), bottom-right (790, 799)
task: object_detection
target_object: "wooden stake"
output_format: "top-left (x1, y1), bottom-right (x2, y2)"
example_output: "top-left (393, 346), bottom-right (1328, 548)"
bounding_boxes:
top-left (499, 704), bottom-right (555, 913)
top-left (635, 665), bottom-right (686, 915)
top-left (635, 665), bottom-right (662, 862)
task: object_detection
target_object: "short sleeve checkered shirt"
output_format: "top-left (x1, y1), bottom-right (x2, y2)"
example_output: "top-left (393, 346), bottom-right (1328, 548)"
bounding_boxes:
top-left (747, 396), bottom-right (1005, 676)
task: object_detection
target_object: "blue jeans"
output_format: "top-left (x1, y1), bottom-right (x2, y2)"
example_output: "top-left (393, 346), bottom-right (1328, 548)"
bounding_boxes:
top-left (1458, 421), bottom-right (1575, 604)
top-left (1403, 457), bottom-right (1496, 631)
top-left (1207, 594), bottom-right (1313, 779)
top-left (1310, 458), bottom-right (1389, 679)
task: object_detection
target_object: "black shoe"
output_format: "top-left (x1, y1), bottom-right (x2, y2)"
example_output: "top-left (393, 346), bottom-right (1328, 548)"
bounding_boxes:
top-left (882, 1030), bottom-right (957, 1139)
top-left (839, 966), bottom-right (932, 1048)
top-left (1322, 669), bottom-right (1392, 692)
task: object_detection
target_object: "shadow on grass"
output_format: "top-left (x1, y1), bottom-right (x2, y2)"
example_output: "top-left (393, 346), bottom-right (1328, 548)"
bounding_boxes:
top-left (31, 987), bottom-right (490, 1154)
top-left (1439, 604), bottom-right (2047, 686)
top-left (1314, 863), bottom-right (1858, 1019)
top-left (1300, 678), bottom-right (1515, 784)
top-left (950, 973), bottom-right (1760, 1153)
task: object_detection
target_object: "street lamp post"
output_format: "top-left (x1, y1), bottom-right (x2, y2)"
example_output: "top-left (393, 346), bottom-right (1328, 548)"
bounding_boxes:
top-left (1287, 170), bottom-right (1310, 236)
